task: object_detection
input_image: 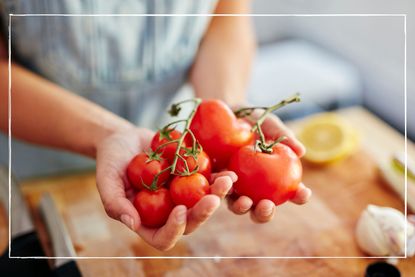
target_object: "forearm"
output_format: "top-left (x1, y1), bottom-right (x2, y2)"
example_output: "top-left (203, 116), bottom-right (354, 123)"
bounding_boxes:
top-left (0, 61), bottom-right (134, 158)
top-left (190, 0), bottom-right (256, 106)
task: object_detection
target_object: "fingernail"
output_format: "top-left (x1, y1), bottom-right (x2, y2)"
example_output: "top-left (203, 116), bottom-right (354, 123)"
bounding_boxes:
top-left (264, 207), bottom-right (273, 217)
top-left (240, 203), bottom-right (250, 213)
top-left (299, 144), bottom-right (307, 156)
top-left (229, 172), bottom-right (238, 182)
top-left (223, 179), bottom-right (233, 194)
top-left (305, 187), bottom-right (312, 198)
top-left (120, 214), bottom-right (135, 231)
top-left (175, 206), bottom-right (187, 224)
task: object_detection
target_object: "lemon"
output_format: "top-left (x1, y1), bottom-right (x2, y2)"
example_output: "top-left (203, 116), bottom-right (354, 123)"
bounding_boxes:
top-left (298, 113), bottom-right (359, 164)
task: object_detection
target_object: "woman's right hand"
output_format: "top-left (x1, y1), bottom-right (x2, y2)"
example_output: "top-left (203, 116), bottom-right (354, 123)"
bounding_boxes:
top-left (95, 127), bottom-right (235, 251)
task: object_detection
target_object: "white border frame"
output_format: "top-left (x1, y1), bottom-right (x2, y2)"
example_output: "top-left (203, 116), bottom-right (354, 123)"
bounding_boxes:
top-left (7, 13), bottom-right (408, 260)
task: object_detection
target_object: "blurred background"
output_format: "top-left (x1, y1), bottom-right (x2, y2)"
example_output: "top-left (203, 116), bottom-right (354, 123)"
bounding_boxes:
top-left (248, 0), bottom-right (412, 139)
top-left (0, 0), bottom-right (413, 179)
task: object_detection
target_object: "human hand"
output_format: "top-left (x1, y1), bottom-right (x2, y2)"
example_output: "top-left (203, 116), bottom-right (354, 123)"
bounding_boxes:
top-left (227, 110), bottom-right (312, 223)
top-left (95, 128), bottom-right (235, 250)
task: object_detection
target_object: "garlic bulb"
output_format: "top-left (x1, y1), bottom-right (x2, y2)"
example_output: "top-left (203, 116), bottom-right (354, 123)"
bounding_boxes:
top-left (355, 204), bottom-right (415, 256)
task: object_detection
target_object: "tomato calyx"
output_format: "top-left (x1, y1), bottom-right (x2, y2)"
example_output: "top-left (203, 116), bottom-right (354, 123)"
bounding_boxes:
top-left (139, 176), bottom-right (156, 191)
top-left (157, 126), bottom-right (176, 142)
top-left (145, 150), bottom-right (163, 163)
top-left (141, 165), bottom-right (172, 191)
top-left (234, 94), bottom-right (301, 154)
top-left (168, 103), bottom-right (182, 117)
top-left (256, 135), bottom-right (287, 154)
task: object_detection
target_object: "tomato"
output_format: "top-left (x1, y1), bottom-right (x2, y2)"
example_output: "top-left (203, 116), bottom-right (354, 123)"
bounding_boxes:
top-left (175, 149), bottom-right (212, 180)
top-left (228, 143), bottom-right (302, 206)
top-left (170, 173), bottom-right (210, 208)
top-left (133, 188), bottom-right (174, 228)
top-left (190, 100), bottom-right (255, 171)
top-left (151, 129), bottom-right (189, 162)
top-left (127, 153), bottom-right (170, 190)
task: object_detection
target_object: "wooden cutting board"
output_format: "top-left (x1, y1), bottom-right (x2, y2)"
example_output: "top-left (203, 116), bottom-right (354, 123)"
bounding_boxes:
top-left (7, 107), bottom-right (415, 276)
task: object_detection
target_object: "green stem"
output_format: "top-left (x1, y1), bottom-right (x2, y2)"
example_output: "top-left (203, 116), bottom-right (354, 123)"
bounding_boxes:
top-left (164, 119), bottom-right (187, 129)
top-left (175, 155), bottom-right (190, 176)
top-left (153, 139), bottom-right (180, 154)
top-left (174, 99), bottom-right (200, 106)
top-left (234, 106), bottom-right (267, 118)
top-left (186, 128), bottom-right (202, 154)
top-left (268, 136), bottom-right (287, 148)
top-left (256, 122), bottom-right (266, 146)
top-left (252, 93), bottom-right (300, 132)
top-left (246, 94), bottom-right (301, 153)
top-left (146, 165), bottom-right (173, 191)
top-left (170, 98), bottom-right (202, 174)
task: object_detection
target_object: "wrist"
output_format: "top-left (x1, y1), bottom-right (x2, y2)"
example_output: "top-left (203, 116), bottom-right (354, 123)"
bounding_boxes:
top-left (193, 85), bottom-right (248, 108)
top-left (83, 116), bottom-right (135, 159)
top-left (220, 91), bottom-right (248, 108)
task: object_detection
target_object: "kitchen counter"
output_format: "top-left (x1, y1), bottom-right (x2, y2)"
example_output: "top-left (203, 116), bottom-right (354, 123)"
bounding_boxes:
top-left (2, 106), bottom-right (414, 276)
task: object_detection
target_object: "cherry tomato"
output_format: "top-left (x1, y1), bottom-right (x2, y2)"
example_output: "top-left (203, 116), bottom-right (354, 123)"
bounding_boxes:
top-left (151, 129), bottom-right (188, 162)
top-left (133, 188), bottom-right (174, 228)
top-left (170, 173), bottom-right (210, 208)
top-left (228, 143), bottom-right (302, 206)
top-left (190, 100), bottom-right (254, 171)
top-left (175, 149), bottom-right (212, 180)
top-left (127, 153), bottom-right (170, 190)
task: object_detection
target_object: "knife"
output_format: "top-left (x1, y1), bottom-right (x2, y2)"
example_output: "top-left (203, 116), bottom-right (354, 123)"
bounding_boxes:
top-left (0, 165), bottom-right (50, 275)
top-left (39, 192), bottom-right (81, 276)
top-left (38, 193), bottom-right (80, 271)
top-left (0, 166), bottom-right (82, 276)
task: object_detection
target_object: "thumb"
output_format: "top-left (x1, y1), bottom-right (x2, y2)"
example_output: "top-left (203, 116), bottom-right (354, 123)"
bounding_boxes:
top-left (97, 179), bottom-right (140, 231)
top-left (108, 197), bottom-right (141, 232)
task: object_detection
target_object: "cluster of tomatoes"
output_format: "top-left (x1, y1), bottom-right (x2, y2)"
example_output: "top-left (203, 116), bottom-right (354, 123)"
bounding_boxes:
top-left (126, 98), bottom-right (303, 228)
top-left (127, 127), bottom-right (211, 228)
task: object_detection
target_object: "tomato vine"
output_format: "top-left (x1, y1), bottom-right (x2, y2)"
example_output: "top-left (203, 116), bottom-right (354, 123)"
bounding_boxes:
top-left (234, 93), bottom-right (301, 154)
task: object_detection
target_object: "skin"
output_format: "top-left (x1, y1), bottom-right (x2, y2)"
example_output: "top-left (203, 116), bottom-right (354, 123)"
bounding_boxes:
top-left (190, 1), bottom-right (312, 223)
top-left (0, 0), bottom-right (311, 250)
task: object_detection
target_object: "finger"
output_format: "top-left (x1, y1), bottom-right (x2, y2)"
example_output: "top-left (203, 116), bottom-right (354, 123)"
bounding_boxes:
top-left (124, 186), bottom-right (137, 202)
top-left (210, 176), bottom-right (233, 198)
top-left (184, 195), bottom-right (220, 235)
top-left (261, 114), bottom-right (306, 157)
top-left (250, 199), bottom-right (275, 223)
top-left (290, 183), bottom-right (312, 205)
top-left (96, 171), bottom-right (140, 232)
top-left (137, 205), bottom-right (187, 251)
top-left (210, 171), bottom-right (238, 183)
top-left (228, 195), bottom-right (253, 215)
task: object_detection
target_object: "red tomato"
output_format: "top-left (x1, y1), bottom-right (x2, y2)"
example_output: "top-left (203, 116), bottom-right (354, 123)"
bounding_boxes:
top-left (127, 153), bottom-right (170, 190)
top-left (133, 188), bottom-right (174, 228)
top-left (228, 143), bottom-right (302, 206)
top-left (151, 129), bottom-right (187, 162)
top-left (190, 100), bottom-right (254, 171)
top-left (170, 173), bottom-right (210, 208)
top-left (175, 149), bottom-right (212, 180)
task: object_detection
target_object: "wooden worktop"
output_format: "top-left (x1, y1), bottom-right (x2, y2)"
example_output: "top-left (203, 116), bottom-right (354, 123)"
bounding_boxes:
top-left (2, 107), bottom-right (415, 276)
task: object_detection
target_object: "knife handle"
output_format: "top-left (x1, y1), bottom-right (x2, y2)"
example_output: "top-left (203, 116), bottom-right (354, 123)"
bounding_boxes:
top-left (39, 193), bottom-right (76, 267)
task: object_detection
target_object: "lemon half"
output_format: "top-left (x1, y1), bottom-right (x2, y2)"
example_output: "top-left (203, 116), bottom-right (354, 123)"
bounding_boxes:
top-left (298, 113), bottom-right (359, 164)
